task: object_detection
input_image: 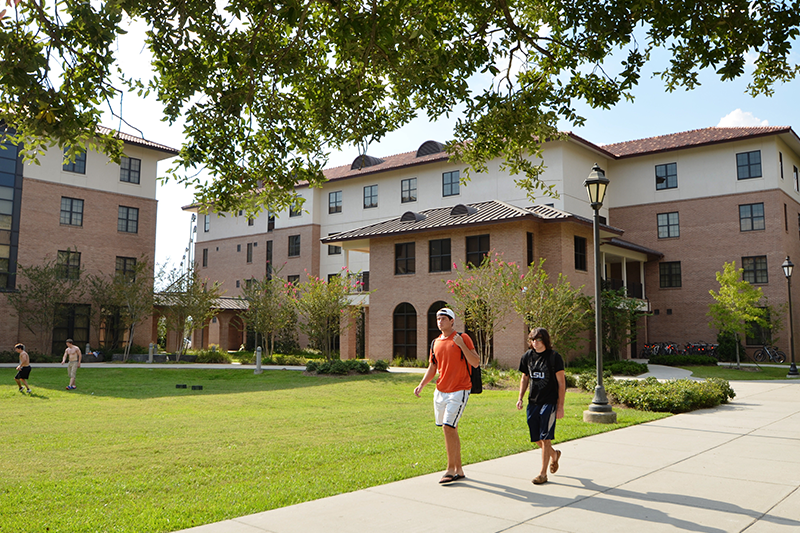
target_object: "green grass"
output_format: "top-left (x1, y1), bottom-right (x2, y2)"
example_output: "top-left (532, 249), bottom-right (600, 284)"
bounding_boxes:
top-left (1, 368), bottom-right (669, 533)
top-left (681, 363), bottom-right (798, 380)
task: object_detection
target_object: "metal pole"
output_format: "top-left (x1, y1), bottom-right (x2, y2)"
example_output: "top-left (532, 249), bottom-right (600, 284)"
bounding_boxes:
top-left (788, 275), bottom-right (799, 378)
top-left (254, 346), bottom-right (263, 375)
top-left (589, 207), bottom-right (612, 412)
top-left (148, 342), bottom-right (154, 364)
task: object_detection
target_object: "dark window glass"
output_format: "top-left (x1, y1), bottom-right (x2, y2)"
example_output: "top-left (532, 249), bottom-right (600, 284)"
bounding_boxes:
top-left (401, 178), bottom-right (417, 203)
top-left (52, 304), bottom-right (90, 354)
top-left (746, 307), bottom-right (770, 345)
top-left (118, 206), bottom-right (139, 233)
top-left (204, 214), bottom-right (210, 232)
top-left (659, 262), bottom-right (681, 288)
top-left (328, 233), bottom-right (341, 255)
top-left (739, 203), bottom-right (765, 232)
top-left (363, 185), bottom-right (378, 208)
top-left (288, 235), bottom-right (301, 257)
top-left (62, 148), bottom-right (86, 174)
top-left (737, 150), bottom-right (762, 179)
top-left (395, 242), bottom-right (415, 275)
top-left (429, 239), bottom-right (451, 273)
top-left (60, 197), bottom-right (84, 226)
top-left (202, 248), bottom-right (208, 267)
top-left (443, 170), bottom-right (460, 197)
top-left (392, 302), bottom-right (417, 359)
top-left (120, 157), bottom-right (141, 184)
top-left (574, 236), bottom-right (587, 270)
top-left (466, 234), bottom-right (489, 267)
top-left (246, 242), bottom-right (253, 263)
top-left (527, 232), bottom-right (534, 267)
top-left (289, 202), bottom-right (302, 217)
top-left (266, 240), bottom-right (273, 280)
top-left (287, 275), bottom-right (300, 285)
top-left (57, 250), bottom-right (81, 280)
top-left (329, 191), bottom-right (342, 214)
top-left (742, 256), bottom-right (768, 284)
top-left (657, 212), bottom-right (680, 238)
top-left (115, 256), bottom-right (137, 280)
top-left (655, 163), bottom-right (677, 190)
top-left (267, 211), bottom-right (275, 232)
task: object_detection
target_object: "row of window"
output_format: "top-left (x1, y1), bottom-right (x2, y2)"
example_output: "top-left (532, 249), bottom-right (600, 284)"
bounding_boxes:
top-left (62, 150), bottom-right (142, 184)
top-left (60, 197), bottom-right (139, 233)
top-left (654, 150), bottom-right (799, 190)
top-left (56, 250), bottom-right (137, 280)
top-left (326, 172), bottom-right (461, 215)
top-left (659, 256), bottom-right (768, 288)
top-left (656, 202), bottom-right (766, 239)
top-left (394, 234), bottom-right (491, 275)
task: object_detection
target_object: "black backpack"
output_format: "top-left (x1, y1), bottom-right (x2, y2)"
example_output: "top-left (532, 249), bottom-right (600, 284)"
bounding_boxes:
top-left (429, 334), bottom-right (482, 394)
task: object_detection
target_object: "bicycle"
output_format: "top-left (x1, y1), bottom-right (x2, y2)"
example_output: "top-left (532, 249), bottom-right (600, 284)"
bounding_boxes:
top-left (753, 345), bottom-right (787, 363)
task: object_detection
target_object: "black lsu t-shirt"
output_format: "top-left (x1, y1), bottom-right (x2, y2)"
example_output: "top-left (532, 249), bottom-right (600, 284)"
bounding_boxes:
top-left (518, 348), bottom-right (564, 405)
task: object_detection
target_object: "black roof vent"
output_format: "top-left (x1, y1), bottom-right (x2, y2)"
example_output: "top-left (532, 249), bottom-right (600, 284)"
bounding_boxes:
top-left (450, 204), bottom-right (477, 216)
top-left (400, 211), bottom-right (426, 223)
top-left (416, 140), bottom-right (445, 157)
top-left (351, 154), bottom-right (385, 170)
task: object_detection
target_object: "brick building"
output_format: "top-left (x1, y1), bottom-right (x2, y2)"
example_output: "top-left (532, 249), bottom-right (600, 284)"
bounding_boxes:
top-left (0, 128), bottom-right (178, 354)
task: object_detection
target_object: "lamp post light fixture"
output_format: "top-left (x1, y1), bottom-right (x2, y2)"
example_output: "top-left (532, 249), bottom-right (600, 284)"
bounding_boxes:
top-left (583, 164), bottom-right (617, 423)
top-left (782, 257), bottom-right (799, 378)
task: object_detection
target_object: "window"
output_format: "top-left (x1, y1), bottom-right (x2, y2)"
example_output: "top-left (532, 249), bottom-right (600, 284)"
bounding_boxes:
top-left (443, 170), bottom-right (460, 197)
top-left (655, 163), bottom-right (677, 190)
top-left (739, 203), bottom-right (765, 232)
top-left (120, 157), bottom-right (141, 184)
top-left (393, 302), bottom-right (417, 360)
top-left (574, 236), bottom-right (587, 270)
top-left (267, 211), bottom-right (275, 232)
top-left (780, 152), bottom-right (784, 179)
top-left (236, 280), bottom-right (240, 288)
top-left (237, 244), bottom-right (241, 252)
top-left (328, 233), bottom-right (341, 255)
top-left (466, 234), bottom-right (489, 267)
top-left (60, 197), bottom-right (84, 226)
top-left (57, 250), bottom-right (81, 280)
top-left (202, 248), bottom-right (208, 268)
top-left (0, 186), bottom-right (12, 230)
top-left (742, 256), bottom-right (768, 284)
top-left (327, 273), bottom-right (339, 282)
top-left (795, 166), bottom-right (799, 192)
top-left (62, 148), bottom-right (86, 174)
top-left (429, 239), bottom-right (451, 273)
top-left (266, 240), bottom-right (273, 280)
top-left (118, 206), bottom-right (139, 233)
top-left (246, 242), bottom-right (253, 263)
top-left (115, 256), bottom-right (137, 280)
top-left (657, 212), bottom-right (680, 238)
top-left (659, 262), bottom-right (681, 288)
top-left (289, 202), bottom-right (302, 217)
top-left (247, 217), bottom-right (254, 226)
top-left (401, 178), bottom-right (417, 203)
top-left (204, 214), bottom-right (210, 232)
top-left (736, 150), bottom-right (762, 179)
top-left (746, 307), bottom-right (771, 345)
top-left (287, 275), bottom-right (300, 285)
top-left (363, 184), bottom-right (378, 208)
top-left (527, 232), bottom-right (534, 267)
top-left (288, 235), bottom-right (301, 257)
top-left (52, 303), bottom-right (89, 354)
top-left (395, 242), bottom-right (415, 275)
top-left (329, 191), bottom-right (342, 214)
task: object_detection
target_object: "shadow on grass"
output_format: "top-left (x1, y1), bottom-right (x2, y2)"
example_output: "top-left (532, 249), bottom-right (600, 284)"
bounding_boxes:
top-left (2, 368), bottom-right (418, 399)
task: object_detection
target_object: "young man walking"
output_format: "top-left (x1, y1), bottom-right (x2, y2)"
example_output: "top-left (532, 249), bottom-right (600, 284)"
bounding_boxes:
top-left (14, 343), bottom-right (31, 393)
top-left (517, 327), bottom-right (566, 485)
top-left (414, 308), bottom-right (480, 484)
top-left (61, 339), bottom-right (82, 390)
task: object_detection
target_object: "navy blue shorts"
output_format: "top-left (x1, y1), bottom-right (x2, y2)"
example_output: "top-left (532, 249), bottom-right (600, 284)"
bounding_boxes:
top-left (15, 366), bottom-right (31, 380)
top-left (526, 402), bottom-right (556, 442)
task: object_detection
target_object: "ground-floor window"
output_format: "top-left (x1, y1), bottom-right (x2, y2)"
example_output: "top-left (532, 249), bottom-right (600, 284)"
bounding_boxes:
top-left (393, 302), bottom-right (417, 360)
top-left (52, 303), bottom-right (90, 355)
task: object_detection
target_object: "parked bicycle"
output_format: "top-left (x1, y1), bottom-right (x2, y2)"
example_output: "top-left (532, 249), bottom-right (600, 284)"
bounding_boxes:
top-left (753, 345), bottom-right (787, 364)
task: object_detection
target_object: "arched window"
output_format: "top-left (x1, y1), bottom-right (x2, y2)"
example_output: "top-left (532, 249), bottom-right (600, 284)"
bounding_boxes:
top-left (427, 301), bottom-right (449, 352)
top-left (393, 303), bottom-right (417, 360)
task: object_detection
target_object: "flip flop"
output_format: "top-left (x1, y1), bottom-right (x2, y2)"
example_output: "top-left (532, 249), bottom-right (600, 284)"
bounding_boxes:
top-left (550, 449), bottom-right (562, 474)
top-left (439, 474), bottom-right (456, 484)
top-left (451, 474), bottom-right (466, 481)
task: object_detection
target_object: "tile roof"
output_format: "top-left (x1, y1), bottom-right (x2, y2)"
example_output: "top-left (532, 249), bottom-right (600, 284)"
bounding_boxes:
top-left (96, 126), bottom-right (179, 155)
top-left (322, 200), bottom-right (622, 243)
top-left (315, 147), bottom-right (451, 185)
top-left (602, 126), bottom-right (792, 158)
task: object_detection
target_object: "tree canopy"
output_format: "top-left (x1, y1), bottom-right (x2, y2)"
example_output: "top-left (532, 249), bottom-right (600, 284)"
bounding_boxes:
top-left (3, 0), bottom-right (799, 211)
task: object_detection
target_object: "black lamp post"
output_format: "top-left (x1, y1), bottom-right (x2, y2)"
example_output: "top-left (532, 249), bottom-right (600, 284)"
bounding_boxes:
top-left (583, 164), bottom-right (617, 423)
top-left (782, 257), bottom-right (799, 378)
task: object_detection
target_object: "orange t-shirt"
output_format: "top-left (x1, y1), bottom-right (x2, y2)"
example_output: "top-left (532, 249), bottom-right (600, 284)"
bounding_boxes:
top-left (430, 332), bottom-right (475, 393)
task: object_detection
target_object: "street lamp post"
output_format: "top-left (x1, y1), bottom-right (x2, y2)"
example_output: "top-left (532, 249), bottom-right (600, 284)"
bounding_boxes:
top-left (583, 164), bottom-right (617, 423)
top-left (782, 257), bottom-right (799, 378)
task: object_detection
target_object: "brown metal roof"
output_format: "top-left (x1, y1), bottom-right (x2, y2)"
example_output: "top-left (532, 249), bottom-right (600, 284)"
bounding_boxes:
top-left (602, 126), bottom-right (792, 158)
top-left (322, 200), bottom-right (622, 243)
top-left (96, 126), bottom-right (179, 156)
top-left (605, 237), bottom-right (663, 260)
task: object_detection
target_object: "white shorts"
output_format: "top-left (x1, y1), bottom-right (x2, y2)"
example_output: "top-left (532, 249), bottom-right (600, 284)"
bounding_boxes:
top-left (434, 389), bottom-right (470, 428)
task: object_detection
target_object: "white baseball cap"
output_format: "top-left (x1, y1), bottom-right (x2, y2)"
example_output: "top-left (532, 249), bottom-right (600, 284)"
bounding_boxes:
top-left (437, 308), bottom-right (455, 320)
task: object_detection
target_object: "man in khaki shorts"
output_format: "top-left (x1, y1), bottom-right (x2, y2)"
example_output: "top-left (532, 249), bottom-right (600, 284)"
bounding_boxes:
top-left (61, 339), bottom-right (82, 390)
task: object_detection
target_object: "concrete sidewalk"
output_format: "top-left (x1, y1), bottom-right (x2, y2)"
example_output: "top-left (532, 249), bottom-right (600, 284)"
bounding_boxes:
top-left (178, 379), bottom-right (800, 533)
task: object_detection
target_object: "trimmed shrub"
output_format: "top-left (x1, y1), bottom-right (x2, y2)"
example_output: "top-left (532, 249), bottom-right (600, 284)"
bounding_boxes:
top-left (371, 359), bottom-right (390, 372)
top-left (605, 360), bottom-right (648, 376)
top-left (391, 357), bottom-right (429, 368)
top-left (273, 354), bottom-right (308, 366)
top-left (307, 358), bottom-right (372, 375)
top-left (648, 354), bottom-right (718, 366)
top-left (195, 350), bottom-right (233, 364)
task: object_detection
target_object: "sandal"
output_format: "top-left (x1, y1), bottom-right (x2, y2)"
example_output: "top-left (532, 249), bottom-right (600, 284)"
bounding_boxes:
top-left (439, 474), bottom-right (456, 484)
top-left (532, 474), bottom-right (548, 485)
top-left (550, 450), bottom-right (562, 474)
top-left (451, 474), bottom-right (466, 481)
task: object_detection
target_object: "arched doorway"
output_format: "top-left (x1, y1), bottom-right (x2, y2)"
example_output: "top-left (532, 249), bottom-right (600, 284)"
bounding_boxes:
top-left (392, 303), bottom-right (417, 360)
top-left (427, 301), bottom-right (449, 349)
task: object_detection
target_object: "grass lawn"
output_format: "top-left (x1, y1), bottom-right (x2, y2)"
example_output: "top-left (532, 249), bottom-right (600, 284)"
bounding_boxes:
top-left (1, 367), bottom-right (669, 533)
top-left (681, 363), bottom-right (798, 380)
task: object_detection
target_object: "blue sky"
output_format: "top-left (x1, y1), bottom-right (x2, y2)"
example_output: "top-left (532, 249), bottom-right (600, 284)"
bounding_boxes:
top-left (106, 27), bottom-right (800, 272)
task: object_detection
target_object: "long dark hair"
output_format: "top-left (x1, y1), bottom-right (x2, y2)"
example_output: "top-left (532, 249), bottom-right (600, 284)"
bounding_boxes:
top-left (527, 327), bottom-right (552, 351)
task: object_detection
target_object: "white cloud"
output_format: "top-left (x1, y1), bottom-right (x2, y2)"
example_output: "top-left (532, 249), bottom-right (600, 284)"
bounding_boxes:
top-left (717, 109), bottom-right (769, 127)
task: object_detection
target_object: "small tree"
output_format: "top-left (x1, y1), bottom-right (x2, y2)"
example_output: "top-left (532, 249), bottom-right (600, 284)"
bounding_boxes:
top-left (601, 287), bottom-right (646, 360)
top-left (513, 258), bottom-right (592, 356)
top-left (445, 251), bottom-right (520, 365)
top-left (85, 271), bottom-right (119, 351)
top-left (708, 261), bottom-right (767, 368)
top-left (240, 273), bottom-right (295, 357)
top-left (294, 269), bottom-right (364, 360)
top-left (114, 260), bottom-right (156, 361)
top-left (6, 257), bottom-right (83, 354)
